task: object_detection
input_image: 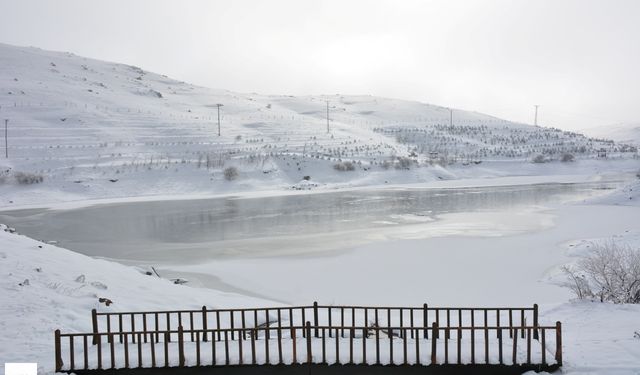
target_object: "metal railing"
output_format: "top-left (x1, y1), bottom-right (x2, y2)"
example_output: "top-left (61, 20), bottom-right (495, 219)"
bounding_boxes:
top-left (90, 302), bottom-right (539, 344)
top-left (55, 303), bottom-right (558, 373)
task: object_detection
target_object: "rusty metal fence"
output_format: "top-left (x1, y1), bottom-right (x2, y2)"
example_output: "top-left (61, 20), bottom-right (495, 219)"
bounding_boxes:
top-left (55, 303), bottom-right (561, 373)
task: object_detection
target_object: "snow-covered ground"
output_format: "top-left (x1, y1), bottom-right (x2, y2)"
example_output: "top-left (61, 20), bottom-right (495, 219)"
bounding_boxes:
top-left (0, 222), bottom-right (278, 374)
top-left (1, 42), bottom-right (640, 375)
top-left (2, 179), bottom-right (640, 374)
top-left (1, 42), bottom-right (638, 208)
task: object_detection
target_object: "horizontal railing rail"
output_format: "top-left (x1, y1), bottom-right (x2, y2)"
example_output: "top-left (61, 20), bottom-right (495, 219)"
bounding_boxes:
top-left (91, 303), bottom-right (540, 345)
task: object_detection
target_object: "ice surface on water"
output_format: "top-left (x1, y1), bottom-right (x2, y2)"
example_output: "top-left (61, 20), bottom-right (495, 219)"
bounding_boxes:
top-left (0, 181), bottom-right (620, 263)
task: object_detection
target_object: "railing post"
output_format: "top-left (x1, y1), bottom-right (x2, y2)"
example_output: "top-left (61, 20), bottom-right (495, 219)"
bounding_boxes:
top-left (423, 303), bottom-right (428, 339)
top-left (178, 325), bottom-right (185, 367)
top-left (91, 309), bottom-right (99, 345)
top-left (430, 322), bottom-right (438, 364)
top-left (533, 304), bottom-right (539, 340)
top-left (54, 329), bottom-right (63, 372)
top-left (555, 321), bottom-right (562, 366)
top-left (202, 306), bottom-right (208, 342)
top-left (305, 321), bottom-right (313, 364)
top-left (313, 302), bottom-right (319, 338)
top-left (512, 328), bottom-right (518, 365)
top-left (291, 328), bottom-right (297, 364)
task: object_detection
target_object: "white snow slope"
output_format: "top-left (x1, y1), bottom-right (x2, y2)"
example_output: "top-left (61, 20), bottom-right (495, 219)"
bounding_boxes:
top-left (584, 123), bottom-right (640, 145)
top-left (0, 42), bottom-right (637, 208)
top-left (0, 222), bottom-right (277, 374)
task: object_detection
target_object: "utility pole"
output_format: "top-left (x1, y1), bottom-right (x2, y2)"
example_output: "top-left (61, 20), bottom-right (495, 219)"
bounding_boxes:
top-left (449, 108), bottom-right (453, 126)
top-left (4, 119), bottom-right (7, 159)
top-left (534, 105), bottom-right (539, 126)
top-left (216, 104), bottom-right (223, 136)
top-left (326, 100), bottom-right (330, 133)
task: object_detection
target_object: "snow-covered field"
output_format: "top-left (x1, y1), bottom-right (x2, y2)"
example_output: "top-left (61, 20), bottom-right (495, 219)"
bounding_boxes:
top-left (1, 43), bottom-right (638, 208)
top-left (1, 43), bottom-right (640, 375)
top-left (1, 180), bottom-right (640, 374)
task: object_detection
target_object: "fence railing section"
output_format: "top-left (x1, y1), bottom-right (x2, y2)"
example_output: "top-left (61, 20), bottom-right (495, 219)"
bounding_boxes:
top-left (56, 303), bottom-right (559, 373)
top-left (91, 303), bottom-right (539, 344)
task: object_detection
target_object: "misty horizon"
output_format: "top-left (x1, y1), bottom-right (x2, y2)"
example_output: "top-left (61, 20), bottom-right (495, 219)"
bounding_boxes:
top-left (1, 0), bottom-right (639, 132)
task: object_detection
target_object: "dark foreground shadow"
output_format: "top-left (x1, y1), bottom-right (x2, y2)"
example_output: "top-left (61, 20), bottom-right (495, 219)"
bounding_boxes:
top-left (65, 363), bottom-right (560, 375)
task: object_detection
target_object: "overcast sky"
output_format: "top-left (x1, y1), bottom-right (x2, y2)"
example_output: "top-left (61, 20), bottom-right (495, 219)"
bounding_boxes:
top-left (1, 0), bottom-right (639, 131)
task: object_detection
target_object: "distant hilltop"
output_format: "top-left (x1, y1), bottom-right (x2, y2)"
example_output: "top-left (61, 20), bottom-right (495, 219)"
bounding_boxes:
top-left (0, 42), bottom-right (637, 206)
top-left (583, 123), bottom-right (640, 145)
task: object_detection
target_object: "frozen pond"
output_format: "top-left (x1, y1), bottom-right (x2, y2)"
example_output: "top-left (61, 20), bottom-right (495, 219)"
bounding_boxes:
top-left (0, 181), bottom-right (622, 264)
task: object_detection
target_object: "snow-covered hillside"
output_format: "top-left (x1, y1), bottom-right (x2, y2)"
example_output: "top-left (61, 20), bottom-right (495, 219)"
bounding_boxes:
top-left (584, 123), bottom-right (640, 145)
top-left (1, 43), bottom-right (637, 207)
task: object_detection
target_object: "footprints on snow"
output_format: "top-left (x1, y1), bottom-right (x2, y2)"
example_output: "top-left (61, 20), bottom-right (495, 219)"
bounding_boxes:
top-left (75, 274), bottom-right (108, 290)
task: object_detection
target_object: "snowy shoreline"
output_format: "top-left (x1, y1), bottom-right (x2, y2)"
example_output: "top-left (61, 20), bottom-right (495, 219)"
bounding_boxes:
top-left (2, 178), bottom-right (640, 374)
top-left (1, 165), bottom-right (635, 212)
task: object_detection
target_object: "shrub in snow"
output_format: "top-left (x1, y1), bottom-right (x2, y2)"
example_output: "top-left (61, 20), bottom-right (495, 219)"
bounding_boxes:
top-left (98, 297), bottom-right (113, 306)
top-left (91, 281), bottom-right (108, 290)
top-left (561, 153), bottom-right (575, 162)
top-left (395, 157), bottom-right (413, 170)
top-left (333, 161), bottom-right (355, 171)
top-left (14, 172), bottom-right (44, 184)
top-left (562, 241), bottom-right (640, 304)
top-left (224, 166), bottom-right (239, 181)
top-left (136, 89), bottom-right (162, 98)
top-left (532, 154), bottom-right (547, 163)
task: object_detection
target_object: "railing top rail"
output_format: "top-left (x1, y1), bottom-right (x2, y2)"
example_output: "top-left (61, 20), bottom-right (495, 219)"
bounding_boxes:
top-left (94, 304), bottom-right (537, 316)
top-left (95, 309), bottom-right (197, 315)
top-left (60, 323), bottom-right (559, 337)
top-left (94, 305), bottom-right (311, 315)
top-left (316, 305), bottom-right (536, 310)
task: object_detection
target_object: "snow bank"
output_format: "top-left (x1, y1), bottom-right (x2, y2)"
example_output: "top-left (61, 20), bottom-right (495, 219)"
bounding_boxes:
top-left (587, 179), bottom-right (640, 206)
top-left (0, 224), bottom-right (275, 374)
top-left (542, 301), bottom-right (640, 375)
